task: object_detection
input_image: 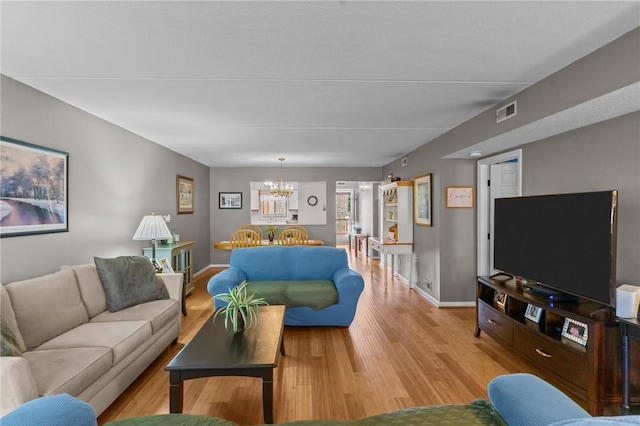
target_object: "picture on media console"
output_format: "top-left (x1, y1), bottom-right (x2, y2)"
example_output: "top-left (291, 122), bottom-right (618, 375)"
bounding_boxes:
top-left (524, 304), bottom-right (543, 323)
top-left (494, 291), bottom-right (507, 311)
top-left (561, 318), bottom-right (589, 347)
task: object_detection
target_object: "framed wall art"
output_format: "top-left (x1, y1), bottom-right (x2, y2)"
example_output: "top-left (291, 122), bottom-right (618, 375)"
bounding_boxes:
top-left (0, 136), bottom-right (69, 237)
top-left (446, 186), bottom-right (475, 208)
top-left (414, 173), bottom-right (432, 226)
top-left (176, 175), bottom-right (194, 214)
top-left (219, 192), bottom-right (242, 209)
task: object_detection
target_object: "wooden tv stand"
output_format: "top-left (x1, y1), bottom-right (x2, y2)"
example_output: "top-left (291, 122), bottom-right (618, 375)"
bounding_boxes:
top-left (476, 276), bottom-right (638, 415)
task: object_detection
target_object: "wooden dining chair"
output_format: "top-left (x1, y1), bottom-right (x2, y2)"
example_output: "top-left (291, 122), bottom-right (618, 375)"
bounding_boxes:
top-left (277, 226), bottom-right (309, 246)
top-left (229, 229), bottom-right (262, 248)
top-left (238, 224), bottom-right (263, 239)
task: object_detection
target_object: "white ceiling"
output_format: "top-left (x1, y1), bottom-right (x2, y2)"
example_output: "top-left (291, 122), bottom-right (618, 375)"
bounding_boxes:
top-left (2, 1), bottom-right (639, 168)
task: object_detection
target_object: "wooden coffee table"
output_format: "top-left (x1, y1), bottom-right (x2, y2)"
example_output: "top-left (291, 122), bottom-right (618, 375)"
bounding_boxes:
top-left (165, 305), bottom-right (285, 424)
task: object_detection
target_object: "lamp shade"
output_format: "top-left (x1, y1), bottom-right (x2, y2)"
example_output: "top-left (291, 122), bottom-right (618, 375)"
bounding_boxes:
top-left (132, 214), bottom-right (172, 241)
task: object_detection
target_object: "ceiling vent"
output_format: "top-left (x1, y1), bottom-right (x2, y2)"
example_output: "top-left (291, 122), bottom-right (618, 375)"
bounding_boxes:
top-left (496, 101), bottom-right (517, 123)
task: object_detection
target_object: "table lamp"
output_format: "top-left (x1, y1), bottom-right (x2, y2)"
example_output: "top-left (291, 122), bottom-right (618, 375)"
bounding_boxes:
top-left (133, 214), bottom-right (173, 271)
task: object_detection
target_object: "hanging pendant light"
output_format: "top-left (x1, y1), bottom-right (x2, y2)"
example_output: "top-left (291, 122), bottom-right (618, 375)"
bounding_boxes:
top-left (267, 158), bottom-right (293, 198)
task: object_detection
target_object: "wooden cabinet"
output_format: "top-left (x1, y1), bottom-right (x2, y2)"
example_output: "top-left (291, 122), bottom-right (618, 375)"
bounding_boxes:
top-left (379, 181), bottom-right (413, 243)
top-left (143, 241), bottom-right (195, 316)
top-left (476, 276), bottom-right (637, 415)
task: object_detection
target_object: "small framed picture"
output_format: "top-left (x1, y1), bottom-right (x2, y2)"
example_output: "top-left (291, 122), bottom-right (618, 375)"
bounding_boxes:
top-left (176, 175), bottom-right (194, 214)
top-left (158, 257), bottom-right (174, 273)
top-left (219, 192), bottom-right (242, 209)
top-left (524, 304), bottom-right (543, 323)
top-left (445, 186), bottom-right (475, 208)
top-left (494, 292), bottom-right (507, 311)
top-left (561, 318), bottom-right (589, 347)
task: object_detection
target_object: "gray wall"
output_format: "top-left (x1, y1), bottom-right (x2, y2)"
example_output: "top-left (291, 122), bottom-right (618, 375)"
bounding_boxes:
top-left (0, 76), bottom-right (211, 283)
top-left (382, 27), bottom-right (640, 304)
top-left (209, 167), bottom-right (381, 265)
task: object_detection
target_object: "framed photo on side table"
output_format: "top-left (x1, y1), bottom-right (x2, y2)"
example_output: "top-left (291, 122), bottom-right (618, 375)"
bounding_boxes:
top-left (524, 304), bottom-right (543, 323)
top-left (561, 318), bottom-right (589, 347)
top-left (177, 175), bottom-right (194, 214)
top-left (158, 257), bottom-right (174, 273)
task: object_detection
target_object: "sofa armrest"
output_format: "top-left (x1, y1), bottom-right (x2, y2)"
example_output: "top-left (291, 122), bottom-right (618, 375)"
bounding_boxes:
top-left (158, 273), bottom-right (183, 305)
top-left (332, 268), bottom-right (365, 305)
top-left (207, 267), bottom-right (248, 308)
top-left (1, 356), bottom-right (39, 416)
top-left (488, 373), bottom-right (591, 426)
top-left (0, 394), bottom-right (96, 426)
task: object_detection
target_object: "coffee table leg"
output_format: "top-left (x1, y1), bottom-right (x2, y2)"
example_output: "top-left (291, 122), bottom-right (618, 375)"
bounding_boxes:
top-left (169, 372), bottom-right (184, 413)
top-left (263, 373), bottom-right (274, 424)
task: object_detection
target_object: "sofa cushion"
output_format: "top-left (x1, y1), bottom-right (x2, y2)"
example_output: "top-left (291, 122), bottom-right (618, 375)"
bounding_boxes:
top-left (91, 299), bottom-right (179, 334)
top-left (24, 347), bottom-right (111, 397)
top-left (1, 317), bottom-right (22, 356)
top-left (246, 280), bottom-right (338, 310)
top-left (35, 321), bottom-right (152, 366)
top-left (5, 269), bottom-right (89, 350)
top-left (94, 256), bottom-right (169, 312)
top-left (0, 285), bottom-right (26, 353)
top-left (62, 264), bottom-right (108, 318)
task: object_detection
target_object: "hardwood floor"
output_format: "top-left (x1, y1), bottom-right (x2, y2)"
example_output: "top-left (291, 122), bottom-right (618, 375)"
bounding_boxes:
top-left (98, 247), bottom-right (538, 425)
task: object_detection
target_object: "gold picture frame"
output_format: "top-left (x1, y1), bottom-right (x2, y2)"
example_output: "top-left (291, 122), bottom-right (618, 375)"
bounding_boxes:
top-left (446, 186), bottom-right (475, 208)
top-left (176, 175), bottom-right (194, 214)
top-left (414, 173), bottom-right (432, 226)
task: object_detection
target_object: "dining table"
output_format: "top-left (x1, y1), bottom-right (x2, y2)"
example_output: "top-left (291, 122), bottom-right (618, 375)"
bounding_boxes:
top-left (213, 239), bottom-right (324, 250)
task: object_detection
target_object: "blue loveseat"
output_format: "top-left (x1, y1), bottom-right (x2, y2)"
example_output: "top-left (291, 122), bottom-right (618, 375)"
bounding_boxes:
top-left (207, 246), bottom-right (364, 326)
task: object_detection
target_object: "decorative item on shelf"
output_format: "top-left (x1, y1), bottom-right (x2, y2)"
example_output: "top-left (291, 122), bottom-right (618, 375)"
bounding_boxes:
top-left (133, 213), bottom-right (173, 273)
top-left (212, 281), bottom-right (269, 333)
top-left (493, 291), bottom-right (507, 312)
top-left (266, 224), bottom-right (278, 243)
top-left (388, 173), bottom-right (401, 182)
top-left (158, 257), bottom-right (174, 273)
top-left (524, 304), bottom-right (543, 323)
top-left (388, 224), bottom-right (398, 241)
top-left (561, 318), bottom-right (589, 347)
top-left (265, 158), bottom-right (294, 198)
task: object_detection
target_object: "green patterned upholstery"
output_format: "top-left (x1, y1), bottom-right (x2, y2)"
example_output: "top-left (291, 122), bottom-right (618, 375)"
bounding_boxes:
top-left (105, 399), bottom-right (506, 426)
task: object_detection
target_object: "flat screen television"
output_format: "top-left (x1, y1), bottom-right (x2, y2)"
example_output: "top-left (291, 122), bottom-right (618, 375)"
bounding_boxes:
top-left (493, 190), bottom-right (618, 307)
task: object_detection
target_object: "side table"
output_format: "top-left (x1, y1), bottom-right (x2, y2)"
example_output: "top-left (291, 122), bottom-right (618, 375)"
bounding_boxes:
top-left (143, 241), bottom-right (195, 316)
top-left (620, 317), bottom-right (640, 415)
top-left (348, 233), bottom-right (369, 258)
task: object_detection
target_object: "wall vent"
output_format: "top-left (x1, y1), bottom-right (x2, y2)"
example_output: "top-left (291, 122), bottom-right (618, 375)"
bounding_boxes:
top-left (401, 157), bottom-right (408, 167)
top-left (496, 100), bottom-right (517, 123)
top-left (336, 181), bottom-right (347, 187)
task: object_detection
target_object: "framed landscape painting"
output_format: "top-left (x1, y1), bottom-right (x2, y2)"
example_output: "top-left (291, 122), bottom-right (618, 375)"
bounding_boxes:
top-left (176, 175), bottom-right (194, 214)
top-left (0, 137), bottom-right (69, 237)
top-left (414, 173), bottom-right (432, 226)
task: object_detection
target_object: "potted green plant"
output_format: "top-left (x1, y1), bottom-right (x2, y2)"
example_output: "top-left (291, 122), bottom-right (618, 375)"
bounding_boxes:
top-left (266, 224), bottom-right (278, 243)
top-left (212, 281), bottom-right (269, 333)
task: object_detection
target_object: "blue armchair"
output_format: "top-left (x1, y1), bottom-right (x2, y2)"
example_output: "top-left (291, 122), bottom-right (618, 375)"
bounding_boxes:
top-left (207, 246), bottom-right (364, 326)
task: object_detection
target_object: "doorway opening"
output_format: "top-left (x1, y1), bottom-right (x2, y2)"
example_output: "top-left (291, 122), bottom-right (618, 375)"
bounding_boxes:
top-left (476, 149), bottom-right (522, 276)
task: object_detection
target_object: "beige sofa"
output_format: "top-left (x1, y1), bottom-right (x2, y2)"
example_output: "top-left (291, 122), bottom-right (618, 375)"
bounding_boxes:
top-left (0, 263), bottom-right (182, 417)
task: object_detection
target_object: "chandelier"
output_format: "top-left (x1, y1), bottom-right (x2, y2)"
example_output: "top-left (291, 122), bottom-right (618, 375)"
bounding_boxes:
top-left (266, 158), bottom-right (294, 198)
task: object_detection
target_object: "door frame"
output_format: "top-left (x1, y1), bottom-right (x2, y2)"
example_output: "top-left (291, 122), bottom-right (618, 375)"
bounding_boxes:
top-left (476, 149), bottom-right (523, 276)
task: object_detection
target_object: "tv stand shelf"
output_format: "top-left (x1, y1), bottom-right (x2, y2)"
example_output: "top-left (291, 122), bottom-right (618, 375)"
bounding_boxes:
top-left (476, 276), bottom-right (638, 415)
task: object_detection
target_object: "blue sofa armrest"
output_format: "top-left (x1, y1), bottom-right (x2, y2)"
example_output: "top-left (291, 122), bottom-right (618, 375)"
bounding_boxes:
top-left (207, 267), bottom-right (248, 308)
top-left (332, 267), bottom-right (365, 306)
top-left (0, 394), bottom-right (97, 426)
top-left (488, 373), bottom-right (591, 426)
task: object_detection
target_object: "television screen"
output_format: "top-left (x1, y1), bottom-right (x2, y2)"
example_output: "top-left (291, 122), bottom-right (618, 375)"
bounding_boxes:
top-left (493, 190), bottom-right (617, 306)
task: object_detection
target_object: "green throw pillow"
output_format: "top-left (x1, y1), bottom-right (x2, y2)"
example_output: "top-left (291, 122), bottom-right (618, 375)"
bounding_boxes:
top-left (1, 316), bottom-right (22, 357)
top-left (95, 256), bottom-right (169, 312)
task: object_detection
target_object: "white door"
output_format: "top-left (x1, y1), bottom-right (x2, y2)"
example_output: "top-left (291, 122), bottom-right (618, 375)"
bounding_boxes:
top-left (476, 150), bottom-right (522, 276)
top-left (488, 162), bottom-right (520, 275)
